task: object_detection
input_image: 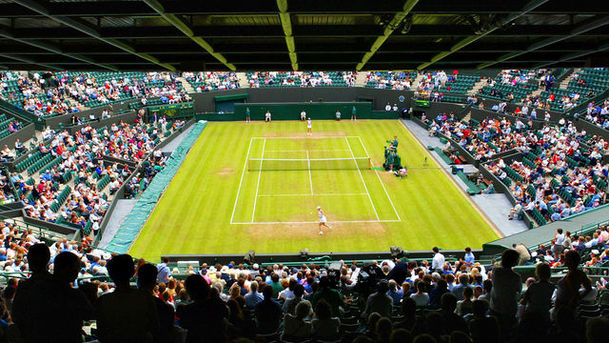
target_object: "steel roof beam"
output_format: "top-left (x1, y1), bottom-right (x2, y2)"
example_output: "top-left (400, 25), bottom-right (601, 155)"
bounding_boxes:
top-left (276, 0), bottom-right (298, 70)
top-left (478, 15), bottom-right (609, 69)
top-left (141, 0), bottom-right (235, 71)
top-left (0, 27), bottom-right (117, 71)
top-left (12, 0), bottom-right (175, 71)
top-left (0, 52), bottom-right (60, 70)
top-left (416, 0), bottom-right (550, 70)
top-left (356, 0), bottom-right (419, 71)
top-left (535, 40), bottom-right (609, 68)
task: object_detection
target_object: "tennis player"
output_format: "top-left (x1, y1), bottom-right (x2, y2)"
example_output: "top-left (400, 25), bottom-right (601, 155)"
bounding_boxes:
top-left (317, 206), bottom-right (331, 235)
top-left (307, 118), bottom-right (312, 135)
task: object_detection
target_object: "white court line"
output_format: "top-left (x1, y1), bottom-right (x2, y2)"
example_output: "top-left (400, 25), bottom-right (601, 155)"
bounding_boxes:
top-left (251, 138), bottom-right (267, 223)
top-left (306, 150), bottom-right (314, 195)
top-left (357, 136), bottom-right (402, 221)
top-left (258, 193), bottom-right (368, 197)
top-left (230, 137), bottom-right (254, 224)
top-left (232, 219), bottom-right (402, 225)
top-left (265, 149), bottom-right (351, 152)
top-left (345, 136), bottom-right (380, 221)
top-left (254, 136), bottom-right (350, 139)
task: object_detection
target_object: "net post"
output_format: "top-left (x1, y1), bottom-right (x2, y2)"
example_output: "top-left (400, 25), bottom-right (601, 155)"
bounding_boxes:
top-left (369, 157), bottom-right (372, 169)
top-left (247, 159), bottom-right (250, 171)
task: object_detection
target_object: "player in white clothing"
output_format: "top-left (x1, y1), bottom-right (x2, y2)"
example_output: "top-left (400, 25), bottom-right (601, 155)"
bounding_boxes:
top-left (307, 118), bottom-right (312, 135)
top-left (317, 206), bottom-right (331, 235)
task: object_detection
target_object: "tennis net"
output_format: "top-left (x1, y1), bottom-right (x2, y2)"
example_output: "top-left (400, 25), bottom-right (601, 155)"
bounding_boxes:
top-left (248, 157), bottom-right (371, 171)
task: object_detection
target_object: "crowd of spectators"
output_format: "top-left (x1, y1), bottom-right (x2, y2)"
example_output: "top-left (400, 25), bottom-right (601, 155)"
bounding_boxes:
top-left (422, 108), bottom-right (608, 225)
top-left (248, 71), bottom-right (352, 88)
top-left (0, 242), bottom-right (606, 343)
top-left (10, 117), bottom-right (184, 234)
top-left (424, 113), bottom-right (530, 162)
top-left (366, 71), bottom-right (416, 90)
top-left (1, 71), bottom-right (190, 117)
top-left (183, 72), bottom-right (240, 92)
top-left (1, 71), bottom-right (81, 116)
top-left (485, 120), bottom-right (607, 223)
top-left (580, 99), bottom-right (609, 130)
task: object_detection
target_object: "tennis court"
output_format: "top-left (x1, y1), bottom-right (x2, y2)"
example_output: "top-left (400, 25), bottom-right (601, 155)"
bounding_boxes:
top-left (230, 136), bottom-right (401, 224)
top-left (130, 120), bottom-right (499, 259)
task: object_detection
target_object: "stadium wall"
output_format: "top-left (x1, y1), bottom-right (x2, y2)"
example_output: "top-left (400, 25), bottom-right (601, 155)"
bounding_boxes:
top-left (63, 111), bottom-right (138, 135)
top-left (0, 122), bottom-right (35, 152)
top-left (44, 100), bottom-right (136, 128)
top-left (161, 249), bottom-right (476, 266)
top-left (189, 88), bottom-right (413, 114)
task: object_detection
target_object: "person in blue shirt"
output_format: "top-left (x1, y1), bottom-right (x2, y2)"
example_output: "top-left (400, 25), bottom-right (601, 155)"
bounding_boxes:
top-left (386, 280), bottom-right (403, 305)
top-left (462, 247), bottom-right (475, 270)
top-left (41, 170), bottom-right (52, 182)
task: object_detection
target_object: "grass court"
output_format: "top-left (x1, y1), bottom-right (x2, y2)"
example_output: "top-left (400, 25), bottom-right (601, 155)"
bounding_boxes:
top-left (130, 120), bottom-right (500, 260)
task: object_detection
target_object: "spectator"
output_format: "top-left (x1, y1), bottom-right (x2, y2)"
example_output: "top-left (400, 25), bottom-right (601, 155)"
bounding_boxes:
top-left (456, 287), bottom-right (474, 316)
top-left (255, 284), bottom-right (282, 334)
top-left (520, 262), bottom-right (554, 322)
top-left (439, 293), bottom-right (467, 334)
top-left (283, 283), bottom-right (311, 316)
top-left (310, 276), bottom-right (344, 316)
top-left (553, 250), bottom-right (592, 318)
top-left (451, 274), bottom-right (472, 300)
top-left (312, 300), bottom-right (341, 341)
top-left (96, 254), bottom-right (160, 343)
top-left (138, 263), bottom-right (176, 343)
top-left (23, 251), bottom-right (93, 343)
top-left (386, 279), bottom-right (403, 304)
top-left (432, 247), bottom-right (445, 272)
top-left (363, 281), bottom-right (393, 318)
top-left (11, 243), bottom-right (51, 341)
top-left (157, 257), bottom-right (171, 284)
top-left (490, 249), bottom-right (522, 331)
top-left (410, 281), bottom-right (430, 307)
top-left (178, 274), bottom-right (228, 342)
top-left (282, 301), bottom-right (312, 341)
top-left (468, 300), bottom-right (499, 343)
top-left (244, 280), bottom-right (264, 309)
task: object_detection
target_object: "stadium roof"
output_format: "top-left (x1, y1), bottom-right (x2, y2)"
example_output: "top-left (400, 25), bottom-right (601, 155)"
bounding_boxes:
top-left (0, 0), bottom-right (608, 71)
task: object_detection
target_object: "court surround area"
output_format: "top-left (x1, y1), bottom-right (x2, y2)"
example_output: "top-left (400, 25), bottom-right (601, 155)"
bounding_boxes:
top-left (129, 120), bottom-right (499, 259)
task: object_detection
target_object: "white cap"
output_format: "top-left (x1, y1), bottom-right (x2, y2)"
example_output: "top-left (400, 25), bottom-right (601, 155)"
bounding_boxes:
top-left (317, 206), bottom-right (321, 209)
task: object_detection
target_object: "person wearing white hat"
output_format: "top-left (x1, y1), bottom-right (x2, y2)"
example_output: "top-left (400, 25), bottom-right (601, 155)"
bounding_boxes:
top-left (317, 206), bottom-right (331, 235)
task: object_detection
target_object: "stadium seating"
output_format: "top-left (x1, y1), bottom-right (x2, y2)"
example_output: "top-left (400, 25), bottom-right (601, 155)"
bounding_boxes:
top-left (479, 69), bottom-right (540, 103)
top-left (365, 71), bottom-right (417, 89)
top-left (248, 71), bottom-right (352, 88)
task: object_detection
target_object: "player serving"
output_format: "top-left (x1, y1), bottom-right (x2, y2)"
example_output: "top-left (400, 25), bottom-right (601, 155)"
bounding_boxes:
top-left (307, 118), bottom-right (312, 135)
top-left (317, 206), bottom-right (331, 235)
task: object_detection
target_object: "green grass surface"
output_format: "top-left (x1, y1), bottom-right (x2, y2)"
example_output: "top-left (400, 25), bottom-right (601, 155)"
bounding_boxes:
top-left (130, 120), bottom-right (499, 260)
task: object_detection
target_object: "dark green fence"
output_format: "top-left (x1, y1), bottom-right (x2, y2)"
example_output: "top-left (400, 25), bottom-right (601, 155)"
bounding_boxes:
top-left (196, 101), bottom-right (399, 121)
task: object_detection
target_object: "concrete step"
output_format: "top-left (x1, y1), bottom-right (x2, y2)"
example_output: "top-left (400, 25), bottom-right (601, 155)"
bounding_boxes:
top-left (68, 97), bottom-right (86, 111)
top-left (177, 77), bottom-right (195, 93)
top-left (411, 73), bottom-right (425, 89)
top-left (559, 68), bottom-right (579, 89)
top-left (353, 72), bottom-right (368, 87)
top-left (236, 72), bottom-right (249, 88)
top-left (468, 77), bottom-right (488, 95)
top-left (530, 84), bottom-right (545, 98)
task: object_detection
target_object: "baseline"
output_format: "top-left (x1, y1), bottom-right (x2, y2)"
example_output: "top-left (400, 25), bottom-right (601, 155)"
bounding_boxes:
top-left (232, 219), bottom-right (402, 225)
